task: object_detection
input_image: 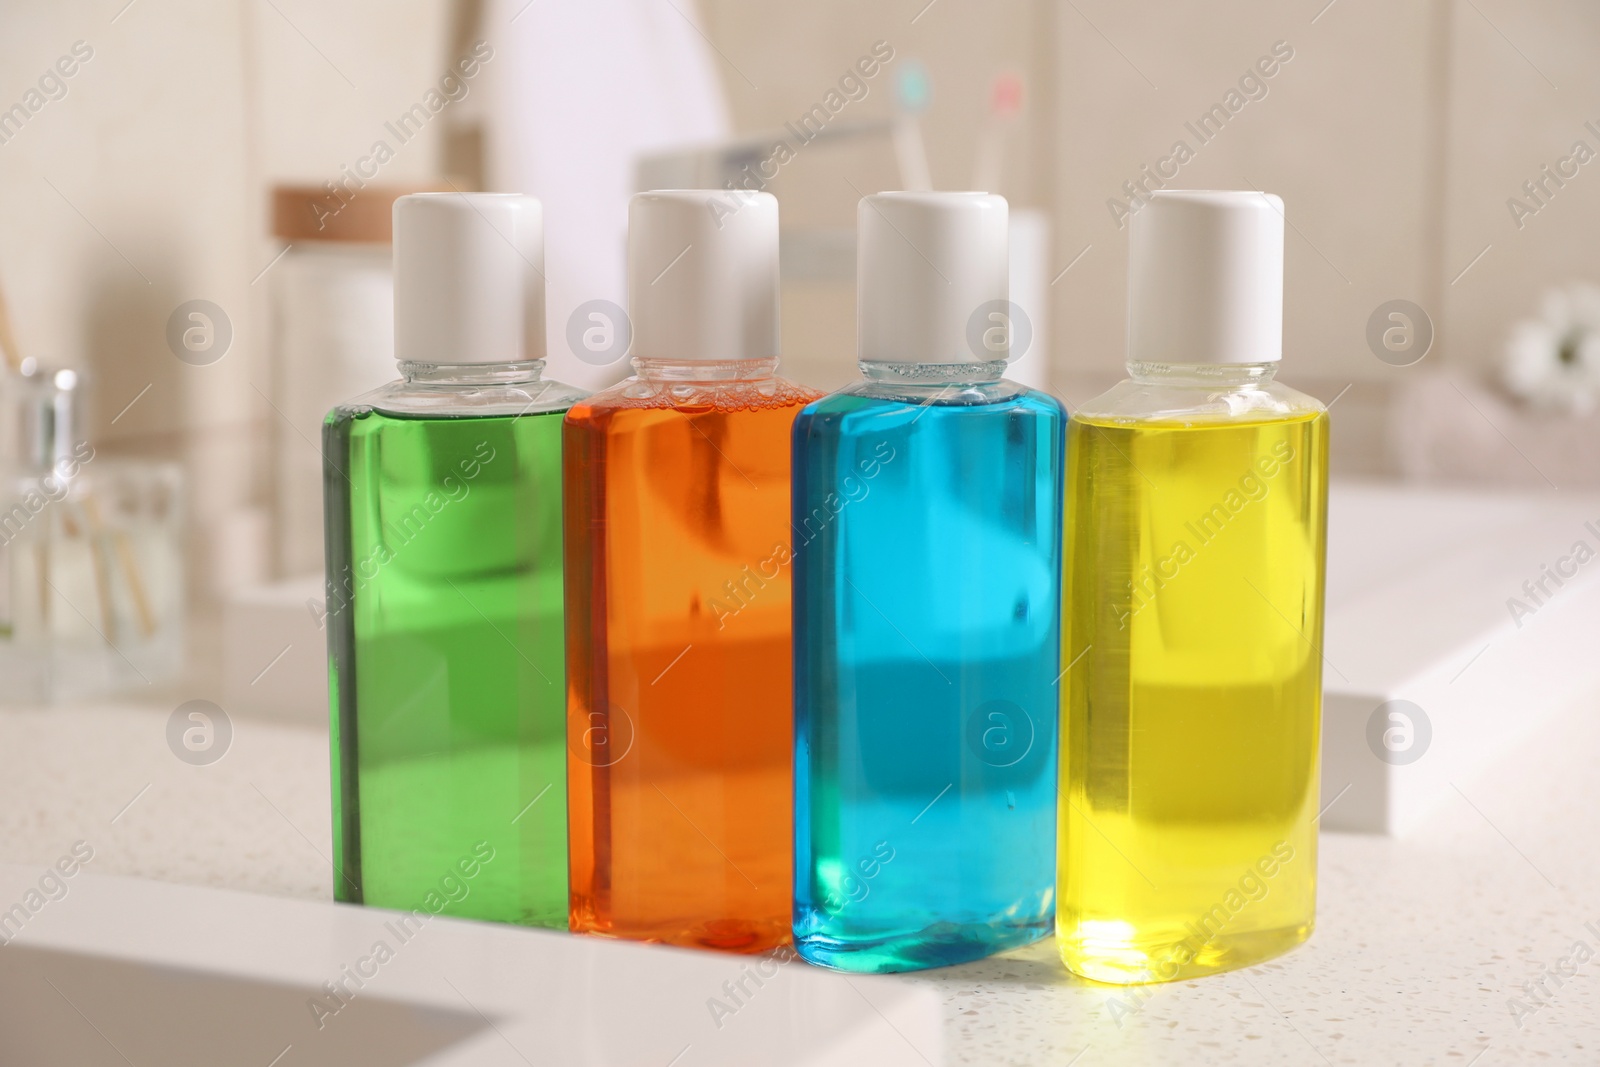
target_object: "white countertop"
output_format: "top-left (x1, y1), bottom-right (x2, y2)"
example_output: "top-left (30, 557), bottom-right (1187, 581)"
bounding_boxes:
top-left (2, 692), bottom-right (1597, 1066)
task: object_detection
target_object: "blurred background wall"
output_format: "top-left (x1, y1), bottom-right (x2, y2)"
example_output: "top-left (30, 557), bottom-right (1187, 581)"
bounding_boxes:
top-left (1, 0), bottom-right (1596, 668)
top-left (0, 0), bottom-right (455, 618)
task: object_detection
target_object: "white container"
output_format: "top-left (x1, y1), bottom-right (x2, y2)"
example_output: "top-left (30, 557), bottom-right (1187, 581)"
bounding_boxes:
top-left (1321, 482), bottom-right (1600, 834)
top-left (268, 184), bottom-right (435, 578)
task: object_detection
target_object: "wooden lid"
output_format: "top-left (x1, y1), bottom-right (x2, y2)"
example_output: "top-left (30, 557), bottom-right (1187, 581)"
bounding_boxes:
top-left (270, 182), bottom-right (451, 243)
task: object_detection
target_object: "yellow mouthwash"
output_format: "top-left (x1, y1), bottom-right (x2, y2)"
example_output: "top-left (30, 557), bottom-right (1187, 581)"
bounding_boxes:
top-left (1058, 190), bottom-right (1329, 984)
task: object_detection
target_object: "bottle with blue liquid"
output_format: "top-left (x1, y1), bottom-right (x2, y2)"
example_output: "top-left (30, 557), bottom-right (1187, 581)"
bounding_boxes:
top-left (792, 192), bottom-right (1065, 972)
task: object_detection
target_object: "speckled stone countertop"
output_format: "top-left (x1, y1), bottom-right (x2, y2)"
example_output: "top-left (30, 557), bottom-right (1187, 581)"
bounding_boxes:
top-left (2, 691), bottom-right (1596, 1066)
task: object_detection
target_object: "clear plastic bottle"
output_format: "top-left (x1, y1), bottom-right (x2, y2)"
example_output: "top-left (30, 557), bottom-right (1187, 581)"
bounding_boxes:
top-left (793, 192), bottom-right (1064, 972)
top-left (324, 193), bottom-right (584, 928)
top-left (564, 191), bottom-right (820, 951)
top-left (1058, 190), bottom-right (1329, 984)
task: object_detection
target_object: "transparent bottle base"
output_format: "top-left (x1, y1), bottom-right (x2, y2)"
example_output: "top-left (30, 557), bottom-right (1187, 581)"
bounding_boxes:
top-left (1057, 918), bottom-right (1314, 985)
top-left (794, 917), bottom-right (1052, 974)
top-left (571, 910), bottom-right (791, 955)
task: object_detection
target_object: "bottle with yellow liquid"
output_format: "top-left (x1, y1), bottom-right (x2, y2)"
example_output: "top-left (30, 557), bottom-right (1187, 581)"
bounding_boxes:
top-left (1058, 190), bottom-right (1328, 984)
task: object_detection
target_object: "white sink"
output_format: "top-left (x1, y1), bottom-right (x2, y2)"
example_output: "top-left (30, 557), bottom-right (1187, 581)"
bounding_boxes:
top-left (0, 865), bottom-right (941, 1066)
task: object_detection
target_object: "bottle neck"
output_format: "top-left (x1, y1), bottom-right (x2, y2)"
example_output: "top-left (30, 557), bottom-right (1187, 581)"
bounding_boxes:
top-left (1126, 360), bottom-right (1279, 388)
top-left (858, 359), bottom-right (1007, 386)
top-left (632, 357), bottom-right (778, 382)
top-left (399, 360), bottom-right (546, 386)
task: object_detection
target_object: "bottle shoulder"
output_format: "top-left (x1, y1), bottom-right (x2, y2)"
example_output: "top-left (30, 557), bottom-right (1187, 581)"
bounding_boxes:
top-left (1071, 376), bottom-right (1324, 427)
top-left (800, 377), bottom-right (1065, 421)
top-left (568, 373), bottom-right (823, 418)
top-left (331, 376), bottom-right (588, 420)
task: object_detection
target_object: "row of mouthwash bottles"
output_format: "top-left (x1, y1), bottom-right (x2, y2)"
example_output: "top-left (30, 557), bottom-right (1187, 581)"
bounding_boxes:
top-left (322, 188), bottom-right (1327, 983)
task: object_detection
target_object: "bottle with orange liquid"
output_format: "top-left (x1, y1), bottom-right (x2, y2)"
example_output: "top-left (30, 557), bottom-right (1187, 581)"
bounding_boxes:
top-left (564, 190), bottom-right (820, 951)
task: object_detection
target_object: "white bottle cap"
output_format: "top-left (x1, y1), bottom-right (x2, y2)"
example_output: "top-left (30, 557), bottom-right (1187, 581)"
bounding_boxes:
top-left (858, 191), bottom-right (1009, 364)
top-left (393, 192), bottom-right (545, 365)
top-left (1128, 190), bottom-right (1284, 365)
top-left (627, 190), bottom-right (779, 361)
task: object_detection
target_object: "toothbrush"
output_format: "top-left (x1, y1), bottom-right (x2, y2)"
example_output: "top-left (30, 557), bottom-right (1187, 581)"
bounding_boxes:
top-left (0, 281), bottom-right (20, 367)
top-left (893, 60), bottom-right (934, 191)
top-left (972, 72), bottom-right (1024, 194)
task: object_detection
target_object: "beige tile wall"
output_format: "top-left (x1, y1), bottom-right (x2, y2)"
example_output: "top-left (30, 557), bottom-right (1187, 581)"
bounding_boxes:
top-left (1439, 0), bottom-right (1600, 370)
top-left (1053, 1), bottom-right (1441, 376)
top-left (1, 0), bottom-right (1594, 632)
top-left (701, 0), bottom-right (1600, 475)
top-left (1049, 0), bottom-right (1451, 473)
top-left (0, 0), bottom-right (452, 629)
top-left (696, 0), bottom-right (1451, 471)
top-left (1, 0), bottom-right (258, 607)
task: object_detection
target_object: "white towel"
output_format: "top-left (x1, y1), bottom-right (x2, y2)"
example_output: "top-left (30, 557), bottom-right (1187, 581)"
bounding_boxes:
top-left (483, 0), bottom-right (731, 391)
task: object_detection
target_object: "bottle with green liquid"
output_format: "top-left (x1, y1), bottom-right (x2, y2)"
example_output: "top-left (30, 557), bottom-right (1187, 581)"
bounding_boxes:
top-left (323, 193), bottom-right (584, 927)
top-left (1059, 190), bottom-right (1328, 983)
